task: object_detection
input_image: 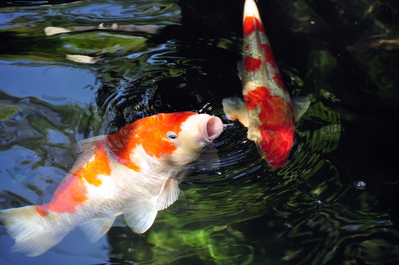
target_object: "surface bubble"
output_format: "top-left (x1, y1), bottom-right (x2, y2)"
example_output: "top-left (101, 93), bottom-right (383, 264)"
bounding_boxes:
top-left (354, 180), bottom-right (367, 190)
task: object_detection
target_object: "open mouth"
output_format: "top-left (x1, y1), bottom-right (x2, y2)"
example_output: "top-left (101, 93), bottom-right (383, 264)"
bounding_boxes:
top-left (204, 116), bottom-right (224, 142)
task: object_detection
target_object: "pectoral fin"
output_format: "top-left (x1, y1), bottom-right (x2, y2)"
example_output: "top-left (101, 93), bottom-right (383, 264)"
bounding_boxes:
top-left (222, 97), bottom-right (250, 127)
top-left (124, 198), bottom-right (158, 234)
top-left (124, 176), bottom-right (180, 234)
top-left (79, 216), bottom-right (116, 243)
top-left (292, 96), bottom-right (310, 122)
top-left (156, 177), bottom-right (180, 211)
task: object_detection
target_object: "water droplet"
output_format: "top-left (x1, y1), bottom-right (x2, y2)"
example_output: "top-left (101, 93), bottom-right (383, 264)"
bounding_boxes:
top-left (314, 199), bottom-right (323, 206)
top-left (354, 180), bottom-right (366, 190)
top-left (283, 222), bottom-right (292, 228)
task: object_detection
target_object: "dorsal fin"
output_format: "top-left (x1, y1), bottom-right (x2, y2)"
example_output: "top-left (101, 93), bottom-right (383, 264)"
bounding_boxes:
top-left (70, 136), bottom-right (107, 174)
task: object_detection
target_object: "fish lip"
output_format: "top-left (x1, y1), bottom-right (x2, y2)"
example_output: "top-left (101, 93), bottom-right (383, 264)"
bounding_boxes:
top-left (202, 116), bottom-right (224, 143)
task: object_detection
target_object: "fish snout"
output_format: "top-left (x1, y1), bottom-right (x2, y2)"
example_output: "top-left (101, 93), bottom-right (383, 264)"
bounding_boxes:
top-left (202, 116), bottom-right (224, 143)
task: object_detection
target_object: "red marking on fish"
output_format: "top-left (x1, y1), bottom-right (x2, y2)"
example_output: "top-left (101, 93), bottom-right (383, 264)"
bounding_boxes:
top-left (244, 16), bottom-right (265, 35)
top-left (273, 73), bottom-right (285, 89)
top-left (261, 43), bottom-right (277, 68)
top-left (224, 0), bottom-right (309, 168)
top-left (244, 87), bottom-right (293, 127)
top-left (243, 16), bottom-right (256, 35)
top-left (36, 144), bottom-right (112, 216)
top-left (244, 86), bottom-right (295, 167)
top-left (244, 56), bottom-right (262, 72)
top-left (259, 125), bottom-right (294, 168)
top-left (36, 176), bottom-right (88, 216)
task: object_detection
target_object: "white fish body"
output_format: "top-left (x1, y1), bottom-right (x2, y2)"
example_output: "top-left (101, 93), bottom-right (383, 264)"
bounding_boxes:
top-left (0, 112), bottom-right (224, 256)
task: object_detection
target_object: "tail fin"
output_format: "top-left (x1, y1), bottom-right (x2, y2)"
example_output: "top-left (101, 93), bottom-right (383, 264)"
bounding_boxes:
top-left (0, 206), bottom-right (71, 256)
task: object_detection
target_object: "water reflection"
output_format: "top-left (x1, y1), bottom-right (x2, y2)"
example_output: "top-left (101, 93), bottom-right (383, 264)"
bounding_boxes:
top-left (0, 0), bottom-right (398, 264)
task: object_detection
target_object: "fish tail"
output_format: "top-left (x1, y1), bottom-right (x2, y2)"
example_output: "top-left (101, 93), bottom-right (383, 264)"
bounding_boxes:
top-left (0, 206), bottom-right (71, 256)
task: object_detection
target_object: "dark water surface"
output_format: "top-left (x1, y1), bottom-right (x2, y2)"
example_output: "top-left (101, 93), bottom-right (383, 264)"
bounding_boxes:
top-left (1, 0), bottom-right (398, 264)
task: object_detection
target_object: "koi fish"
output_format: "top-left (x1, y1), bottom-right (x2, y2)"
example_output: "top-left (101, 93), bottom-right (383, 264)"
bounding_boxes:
top-left (223, 0), bottom-right (310, 168)
top-left (0, 112), bottom-right (223, 257)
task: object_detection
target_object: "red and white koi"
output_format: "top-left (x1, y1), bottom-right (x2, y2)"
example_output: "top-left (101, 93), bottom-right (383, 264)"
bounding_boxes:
top-left (0, 112), bottom-right (223, 256)
top-left (223, 0), bottom-right (309, 168)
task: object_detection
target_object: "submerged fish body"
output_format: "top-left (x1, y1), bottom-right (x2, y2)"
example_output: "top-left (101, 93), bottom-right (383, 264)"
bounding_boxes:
top-left (0, 112), bottom-right (224, 257)
top-left (223, 0), bottom-right (309, 168)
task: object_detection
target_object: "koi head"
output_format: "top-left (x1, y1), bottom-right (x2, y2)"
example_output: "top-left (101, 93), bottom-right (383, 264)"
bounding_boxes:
top-left (162, 112), bottom-right (224, 165)
top-left (107, 112), bottom-right (223, 168)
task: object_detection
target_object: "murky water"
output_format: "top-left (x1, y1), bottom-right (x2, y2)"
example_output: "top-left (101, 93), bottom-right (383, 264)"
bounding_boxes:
top-left (1, 0), bottom-right (398, 264)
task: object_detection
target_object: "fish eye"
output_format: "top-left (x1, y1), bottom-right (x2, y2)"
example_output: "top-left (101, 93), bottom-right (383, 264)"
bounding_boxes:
top-left (166, 131), bottom-right (178, 140)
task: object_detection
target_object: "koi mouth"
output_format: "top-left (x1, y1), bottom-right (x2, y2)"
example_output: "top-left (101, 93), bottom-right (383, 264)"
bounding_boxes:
top-left (204, 116), bottom-right (224, 143)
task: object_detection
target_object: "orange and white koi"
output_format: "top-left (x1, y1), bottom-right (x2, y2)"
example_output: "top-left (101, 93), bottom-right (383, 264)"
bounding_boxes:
top-left (0, 112), bottom-right (223, 256)
top-left (223, 0), bottom-right (310, 168)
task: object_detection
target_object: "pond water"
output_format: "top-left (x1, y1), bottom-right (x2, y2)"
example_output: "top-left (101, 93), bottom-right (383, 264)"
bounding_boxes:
top-left (0, 0), bottom-right (398, 264)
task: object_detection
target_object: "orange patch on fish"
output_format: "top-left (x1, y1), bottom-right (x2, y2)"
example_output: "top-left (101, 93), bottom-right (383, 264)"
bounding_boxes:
top-left (74, 143), bottom-right (110, 186)
top-left (107, 112), bottom-right (196, 166)
top-left (107, 127), bottom-right (141, 172)
top-left (36, 176), bottom-right (88, 216)
top-left (35, 205), bottom-right (48, 217)
top-left (35, 145), bottom-right (111, 216)
top-left (137, 112), bottom-right (196, 158)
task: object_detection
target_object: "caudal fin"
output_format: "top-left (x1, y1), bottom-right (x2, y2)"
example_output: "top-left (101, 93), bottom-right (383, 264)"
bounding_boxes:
top-left (0, 206), bottom-right (71, 256)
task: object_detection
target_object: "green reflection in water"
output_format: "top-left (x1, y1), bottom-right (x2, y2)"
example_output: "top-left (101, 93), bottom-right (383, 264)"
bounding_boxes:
top-left (60, 32), bottom-right (147, 54)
